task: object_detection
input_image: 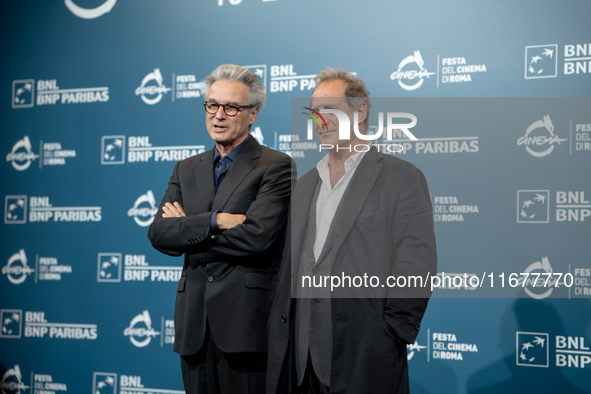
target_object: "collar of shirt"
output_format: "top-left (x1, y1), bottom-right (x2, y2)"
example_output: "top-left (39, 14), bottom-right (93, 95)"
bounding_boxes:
top-left (315, 143), bottom-right (370, 190)
top-left (213, 134), bottom-right (250, 164)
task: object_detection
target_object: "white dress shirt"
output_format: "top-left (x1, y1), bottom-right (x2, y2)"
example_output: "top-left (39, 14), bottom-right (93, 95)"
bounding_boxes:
top-left (313, 146), bottom-right (369, 261)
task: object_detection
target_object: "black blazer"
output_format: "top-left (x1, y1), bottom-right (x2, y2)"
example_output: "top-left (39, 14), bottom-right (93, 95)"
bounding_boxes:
top-left (267, 147), bottom-right (437, 394)
top-left (149, 137), bottom-right (294, 355)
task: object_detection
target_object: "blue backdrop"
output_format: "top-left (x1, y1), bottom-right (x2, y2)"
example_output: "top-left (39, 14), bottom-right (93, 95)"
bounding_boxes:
top-left (1, 1), bottom-right (590, 393)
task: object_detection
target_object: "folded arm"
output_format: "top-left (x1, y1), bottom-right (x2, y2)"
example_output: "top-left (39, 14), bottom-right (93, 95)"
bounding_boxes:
top-left (148, 156), bottom-right (294, 262)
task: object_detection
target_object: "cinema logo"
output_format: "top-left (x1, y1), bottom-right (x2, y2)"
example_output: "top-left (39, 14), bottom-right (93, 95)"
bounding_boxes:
top-left (97, 252), bottom-right (182, 283)
top-left (517, 257), bottom-right (568, 299)
top-left (6, 136), bottom-right (38, 170)
top-left (123, 311), bottom-right (174, 348)
top-left (101, 135), bottom-right (205, 165)
top-left (12, 79), bottom-right (108, 108)
top-left (6, 136), bottom-right (77, 171)
top-left (517, 115), bottom-right (567, 157)
top-left (135, 69), bottom-right (171, 105)
top-left (0, 365), bottom-right (29, 394)
top-left (391, 51), bottom-right (435, 91)
top-left (3, 367), bottom-right (70, 394)
top-left (391, 52), bottom-right (487, 90)
top-left (2, 250), bottom-right (34, 285)
top-left (128, 191), bottom-right (158, 227)
top-left (303, 108), bottom-right (417, 153)
top-left (65, 0), bottom-right (117, 19)
top-left (407, 341), bottom-right (427, 361)
top-left (218, 0), bottom-right (279, 6)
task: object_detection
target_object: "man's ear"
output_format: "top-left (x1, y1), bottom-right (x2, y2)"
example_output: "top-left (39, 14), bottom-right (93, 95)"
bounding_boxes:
top-left (355, 102), bottom-right (368, 125)
top-left (249, 106), bottom-right (258, 125)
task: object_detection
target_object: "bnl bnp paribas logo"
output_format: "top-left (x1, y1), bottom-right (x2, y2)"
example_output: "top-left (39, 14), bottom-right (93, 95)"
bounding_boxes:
top-left (93, 373), bottom-right (116, 394)
top-left (1, 310), bottom-right (22, 338)
top-left (243, 65), bottom-right (267, 89)
top-left (517, 332), bottom-right (591, 369)
top-left (101, 135), bottom-right (205, 165)
top-left (92, 373), bottom-right (184, 394)
top-left (526, 43), bottom-right (591, 79)
top-left (128, 191), bottom-right (158, 227)
top-left (1, 365), bottom-right (29, 394)
top-left (516, 332), bottom-right (549, 367)
top-left (97, 252), bottom-right (182, 283)
top-left (5, 195), bottom-right (102, 224)
top-left (517, 190), bottom-right (549, 223)
top-left (517, 115), bottom-right (567, 157)
top-left (524, 45), bottom-right (557, 79)
top-left (518, 190), bottom-right (590, 223)
top-left (12, 79), bottom-right (109, 108)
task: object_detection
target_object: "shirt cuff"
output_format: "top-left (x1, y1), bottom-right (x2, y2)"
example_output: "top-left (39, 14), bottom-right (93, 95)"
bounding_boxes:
top-left (210, 210), bottom-right (221, 234)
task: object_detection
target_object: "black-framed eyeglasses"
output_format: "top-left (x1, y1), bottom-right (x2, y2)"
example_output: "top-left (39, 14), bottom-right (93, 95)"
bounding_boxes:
top-left (203, 101), bottom-right (255, 116)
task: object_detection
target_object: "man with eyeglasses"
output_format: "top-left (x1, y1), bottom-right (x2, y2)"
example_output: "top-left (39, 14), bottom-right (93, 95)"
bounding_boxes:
top-left (149, 64), bottom-right (294, 394)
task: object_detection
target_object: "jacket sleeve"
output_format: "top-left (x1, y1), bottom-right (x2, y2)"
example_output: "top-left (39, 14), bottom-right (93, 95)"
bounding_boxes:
top-left (383, 165), bottom-right (437, 344)
top-left (147, 160), bottom-right (213, 257)
top-left (196, 155), bottom-right (295, 261)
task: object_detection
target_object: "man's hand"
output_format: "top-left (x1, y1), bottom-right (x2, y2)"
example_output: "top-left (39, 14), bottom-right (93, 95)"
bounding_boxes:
top-left (216, 213), bottom-right (246, 230)
top-left (162, 202), bottom-right (186, 218)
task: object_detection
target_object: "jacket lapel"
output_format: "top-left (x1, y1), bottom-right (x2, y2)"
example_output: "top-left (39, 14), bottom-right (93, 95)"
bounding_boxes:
top-left (292, 172), bottom-right (321, 256)
top-left (195, 149), bottom-right (215, 212)
top-left (212, 136), bottom-right (260, 211)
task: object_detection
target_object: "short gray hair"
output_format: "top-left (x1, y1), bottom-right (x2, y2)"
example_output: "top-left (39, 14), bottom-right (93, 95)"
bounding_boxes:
top-left (314, 67), bottom-right (371, 128)
top-left (201, 64), bottom-right (266, 109)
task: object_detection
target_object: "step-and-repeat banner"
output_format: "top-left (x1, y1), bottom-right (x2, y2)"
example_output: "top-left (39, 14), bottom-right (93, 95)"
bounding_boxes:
top-left (1, 1), bottom-right (590, 393)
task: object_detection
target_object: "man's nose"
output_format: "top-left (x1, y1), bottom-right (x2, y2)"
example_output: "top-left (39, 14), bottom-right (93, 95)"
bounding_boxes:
top-left (214, 106), bottom-right (227, 119)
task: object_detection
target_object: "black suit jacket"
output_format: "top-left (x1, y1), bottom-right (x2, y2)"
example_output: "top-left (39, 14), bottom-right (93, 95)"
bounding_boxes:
top-left (148, 137), bottom-right (294, 356)
top-left (267, 147), bottom-right (437, 394)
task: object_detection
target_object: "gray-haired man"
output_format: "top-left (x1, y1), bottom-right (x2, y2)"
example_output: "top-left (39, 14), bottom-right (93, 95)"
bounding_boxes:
top-left (267, 68), bottom-right (436, 393)
top-left (149, 64), bottom-right (294, 394)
